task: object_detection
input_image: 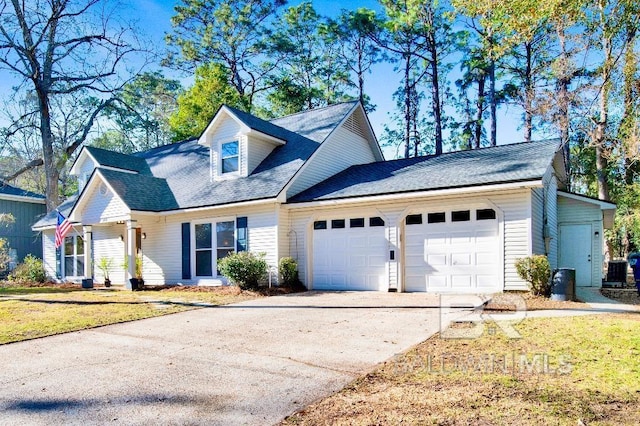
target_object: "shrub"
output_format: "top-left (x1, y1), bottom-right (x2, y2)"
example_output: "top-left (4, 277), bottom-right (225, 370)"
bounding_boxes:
top-left (217, 251), bottom-right (267, 290)
top-left (9, 254), bottom-right (47, 284)
top-left (515, 255), bottom-right (551, 296)
top-left (279, 257), bottom-right (301, 288)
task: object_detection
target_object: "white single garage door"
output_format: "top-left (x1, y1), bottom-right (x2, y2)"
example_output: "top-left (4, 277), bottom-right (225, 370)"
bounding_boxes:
top-left (404, 208), bottom-right (501, 293)
top-left (313, 216), bottom-right (388, 291)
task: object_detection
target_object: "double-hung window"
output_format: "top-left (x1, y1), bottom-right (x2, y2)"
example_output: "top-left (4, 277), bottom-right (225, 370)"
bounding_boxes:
top-left (194, 220), bottom-right (236, 277)
top-left (221, 141), bottom-right (239, 174)
top-left (64, 235), bottom-right (84, 277)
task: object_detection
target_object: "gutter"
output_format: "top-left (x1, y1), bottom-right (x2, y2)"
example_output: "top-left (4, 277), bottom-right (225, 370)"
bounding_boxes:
top-left (285, 179), bottom-right (543, 209)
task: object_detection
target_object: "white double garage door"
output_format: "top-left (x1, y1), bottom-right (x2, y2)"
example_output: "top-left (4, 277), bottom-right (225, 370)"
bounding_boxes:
top-left (312, 208), bottom-right (502, 293)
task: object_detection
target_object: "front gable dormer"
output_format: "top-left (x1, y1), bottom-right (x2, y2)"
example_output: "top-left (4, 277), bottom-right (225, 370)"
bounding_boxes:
top-left (198, 105), bottom-right (286, 181)
top-left (69, 146), bottom-right (150, 192)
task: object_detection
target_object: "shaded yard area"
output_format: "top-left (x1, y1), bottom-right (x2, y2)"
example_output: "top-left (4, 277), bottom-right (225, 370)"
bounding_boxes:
top-left (283, 313), bottom-right (640, 426)
top-left (0, 285), bottom-right (260, 344)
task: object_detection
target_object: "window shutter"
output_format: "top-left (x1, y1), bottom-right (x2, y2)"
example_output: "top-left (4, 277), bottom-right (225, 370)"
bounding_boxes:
top-left (56, 246), bottom-right (61, 279)
top-left (181, 223), bottom-right (191, 279)
top-left (236, 217), bottom-right (248, 252)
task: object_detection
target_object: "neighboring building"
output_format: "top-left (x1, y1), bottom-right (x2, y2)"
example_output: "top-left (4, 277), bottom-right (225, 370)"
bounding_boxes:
top-left (0, 182), bottom-right (46, 268)
top-left (32, 101), bottom-right (615, 291)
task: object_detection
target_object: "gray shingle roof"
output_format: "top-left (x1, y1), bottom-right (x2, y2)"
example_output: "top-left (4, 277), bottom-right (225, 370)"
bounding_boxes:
top-left (32, 195), bottom-right (77, 229)
top-left (290, 139), bottom-right (561, 202)
top-left (98, 169), bottom-right (178, 211)
top-left (35, 102), bottom-right (357, 227)
top-left (85, 146), bottom-right (151, 175)
top-left (0, 182), bottom-right (45, 199)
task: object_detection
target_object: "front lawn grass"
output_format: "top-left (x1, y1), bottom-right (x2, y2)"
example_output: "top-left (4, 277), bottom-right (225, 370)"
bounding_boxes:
top-left (0, 286), bottom-right (259, 344)
top-left (284, 314), bottom-right (640, 425)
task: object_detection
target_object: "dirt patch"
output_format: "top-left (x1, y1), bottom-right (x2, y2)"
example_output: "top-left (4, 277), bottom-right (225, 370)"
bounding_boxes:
top-left (485, 292), bottom-right (591, 312)
top-left (143, 284), bottom-right (305, 297)
top-left (282, 315), bottom-right (640, 426)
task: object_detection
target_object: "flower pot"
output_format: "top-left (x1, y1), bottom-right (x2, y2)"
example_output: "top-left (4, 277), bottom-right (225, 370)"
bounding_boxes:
top-left (104, 278), bottom-right (111, 287)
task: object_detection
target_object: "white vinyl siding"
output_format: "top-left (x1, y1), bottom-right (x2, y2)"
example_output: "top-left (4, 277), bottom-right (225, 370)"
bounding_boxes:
top-left (531, 188), bottom-right (544, 256)
top-left (92, 226), bottom-right (127, 285)
top-left (247, 136), bottom-right (277, 175)
top-left (557, 196), bottom-right (603, 286)
top-left (288, 188), bottom-right (533, 292)
top-left (77, 157), bottom-right (97, 190)
top-left (209, 117), bottom-right (242, 180)
top-left (545, 176), bottom-right (558, 269)
top-left (286, 125), bottom-right (377, 198)
top-left (42, 230), bottom-right (57, 279)
top-left (126, 203), bottom-right (278, 285)
top-left (79, 182), bottom-right (130, 224)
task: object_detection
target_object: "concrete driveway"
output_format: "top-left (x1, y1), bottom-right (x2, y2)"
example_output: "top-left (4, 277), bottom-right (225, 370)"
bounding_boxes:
top-left (0, 291), bottom-right (471, 425)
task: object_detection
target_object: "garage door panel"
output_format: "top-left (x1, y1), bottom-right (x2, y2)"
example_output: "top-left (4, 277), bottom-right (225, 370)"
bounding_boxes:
top-left (427, 253), bottom-right (447, 266)
top-left (477, 275), bottom-right (500, 288)
top-left (369, 255), bottom-right (386, 267)
top-left (476, 252), bottom-right (497, 265)
top-left (405, 209), bottom-right (501, 293)
top-left (313, 223), bottom-right (387, 291)
top-left (451, 253), bottom-right (471, 265)
top-left (451, 275), bottom-right (472, 288)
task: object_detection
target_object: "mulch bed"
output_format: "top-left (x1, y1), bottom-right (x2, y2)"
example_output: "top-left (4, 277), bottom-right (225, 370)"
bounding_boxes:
top-left (485, 292), bottom-right (592, 312)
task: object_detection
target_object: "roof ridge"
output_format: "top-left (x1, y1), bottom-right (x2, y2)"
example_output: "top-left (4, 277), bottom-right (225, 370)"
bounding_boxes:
top-left (133, 137), bottom-right (198, 157)
top-left (269, 100), bottom-right (359, 122)
top-left (377, 138), bottom-right (561, 164)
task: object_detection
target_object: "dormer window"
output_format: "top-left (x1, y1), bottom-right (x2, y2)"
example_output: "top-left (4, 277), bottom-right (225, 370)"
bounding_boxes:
top-left (221, 141), bottom-right (239, 174)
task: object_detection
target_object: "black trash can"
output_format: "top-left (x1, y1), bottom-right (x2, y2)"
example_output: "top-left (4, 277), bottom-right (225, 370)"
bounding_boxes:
top-left (551, 268), bottom-right (575, 301)
top-left (81, 278), bottom-right (93, 289)
top-left (628, 253), bottom-right (640, 296)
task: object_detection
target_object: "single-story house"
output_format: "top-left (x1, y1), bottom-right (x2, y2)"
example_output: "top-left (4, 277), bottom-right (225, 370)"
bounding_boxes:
top-left (33, 101), bottom-right (615, 292)
top-left (0, 182), bottom-right (46, 269)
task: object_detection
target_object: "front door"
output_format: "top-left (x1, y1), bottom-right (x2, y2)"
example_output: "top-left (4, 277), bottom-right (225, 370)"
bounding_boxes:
top-left (559, 224), bottom-right (592, 286)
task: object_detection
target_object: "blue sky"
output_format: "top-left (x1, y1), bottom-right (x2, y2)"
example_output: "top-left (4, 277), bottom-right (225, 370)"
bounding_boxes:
top-left (0, 0), bottom-right (535, 159)
top-left (134, 0), bottom-right (533, 154)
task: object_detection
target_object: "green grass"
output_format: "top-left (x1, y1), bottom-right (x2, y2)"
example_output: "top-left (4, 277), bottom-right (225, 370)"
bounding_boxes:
top-left (0, 286), bottom-right (258, 344)
top-left (283, 314), bottom-right (640, 425)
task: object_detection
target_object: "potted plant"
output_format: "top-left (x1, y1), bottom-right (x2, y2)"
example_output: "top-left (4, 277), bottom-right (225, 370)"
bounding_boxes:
top-left (132, 251), bottom-right (144, 289)
top-left (97, 257), bottom-right (114, 287)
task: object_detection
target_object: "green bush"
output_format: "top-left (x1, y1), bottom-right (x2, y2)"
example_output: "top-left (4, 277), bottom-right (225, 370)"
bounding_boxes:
top-left (515, 255), bottom-right (551, 296)
top-left (279, 257), bottom-right (301, 288)
top-left (217, 251), bottom-right (267, 290)
top-left (9, 254), bottom-right (47, 284)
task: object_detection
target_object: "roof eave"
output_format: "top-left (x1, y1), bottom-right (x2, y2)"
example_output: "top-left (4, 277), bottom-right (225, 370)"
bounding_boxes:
top-left (286, 179), bottom-right (544, 208)
top-left (0, 193), bottom-right (46, 204)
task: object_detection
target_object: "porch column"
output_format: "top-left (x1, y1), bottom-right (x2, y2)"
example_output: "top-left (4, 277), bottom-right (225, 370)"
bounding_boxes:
top-left (83, 225), bottom-right (92, 279)
top-left (127, 220), bottom-right (137, 284)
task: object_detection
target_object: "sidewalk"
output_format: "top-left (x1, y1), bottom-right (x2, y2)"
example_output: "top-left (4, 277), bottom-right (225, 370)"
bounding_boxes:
top-left (575, 287), bottom-right (640, 313)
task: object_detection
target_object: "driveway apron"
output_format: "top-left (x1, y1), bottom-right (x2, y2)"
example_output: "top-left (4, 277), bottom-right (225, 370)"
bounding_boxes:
top-left (0, 291), bottom-right (470, 425)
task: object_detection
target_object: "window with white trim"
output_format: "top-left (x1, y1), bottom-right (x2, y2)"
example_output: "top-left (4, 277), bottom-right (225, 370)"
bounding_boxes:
top-left (194, 220), bottom-right (236, 277)
top-left (64, 235), bottom-right (84, 277)
top-left (221, 141), bottom-right (239, 173)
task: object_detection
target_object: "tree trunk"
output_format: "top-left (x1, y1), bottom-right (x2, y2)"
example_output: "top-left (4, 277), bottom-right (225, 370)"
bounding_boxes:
top-left (36, 88), bottom-right (59, 212)
top-left (621, 26), bottom-right (638, 186)
top-left (428, 30), bottom-right (443, 155)
top-left (524, 41), bottom-right (533, 143)
top-left (594, 1), bottom-right (612, 202)
top-left (556, 23), bottom-right (571, 185)
top-left (404, 53), bottom-right (411, 159)
top-left (474, 75), bottom-right (485, 149)
top-left (489, 58), bottom-right (497, 147)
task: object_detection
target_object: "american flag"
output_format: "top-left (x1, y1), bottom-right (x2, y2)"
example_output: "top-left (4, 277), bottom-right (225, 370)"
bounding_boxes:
top-left (54, 211), bottom-right (72, 248)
